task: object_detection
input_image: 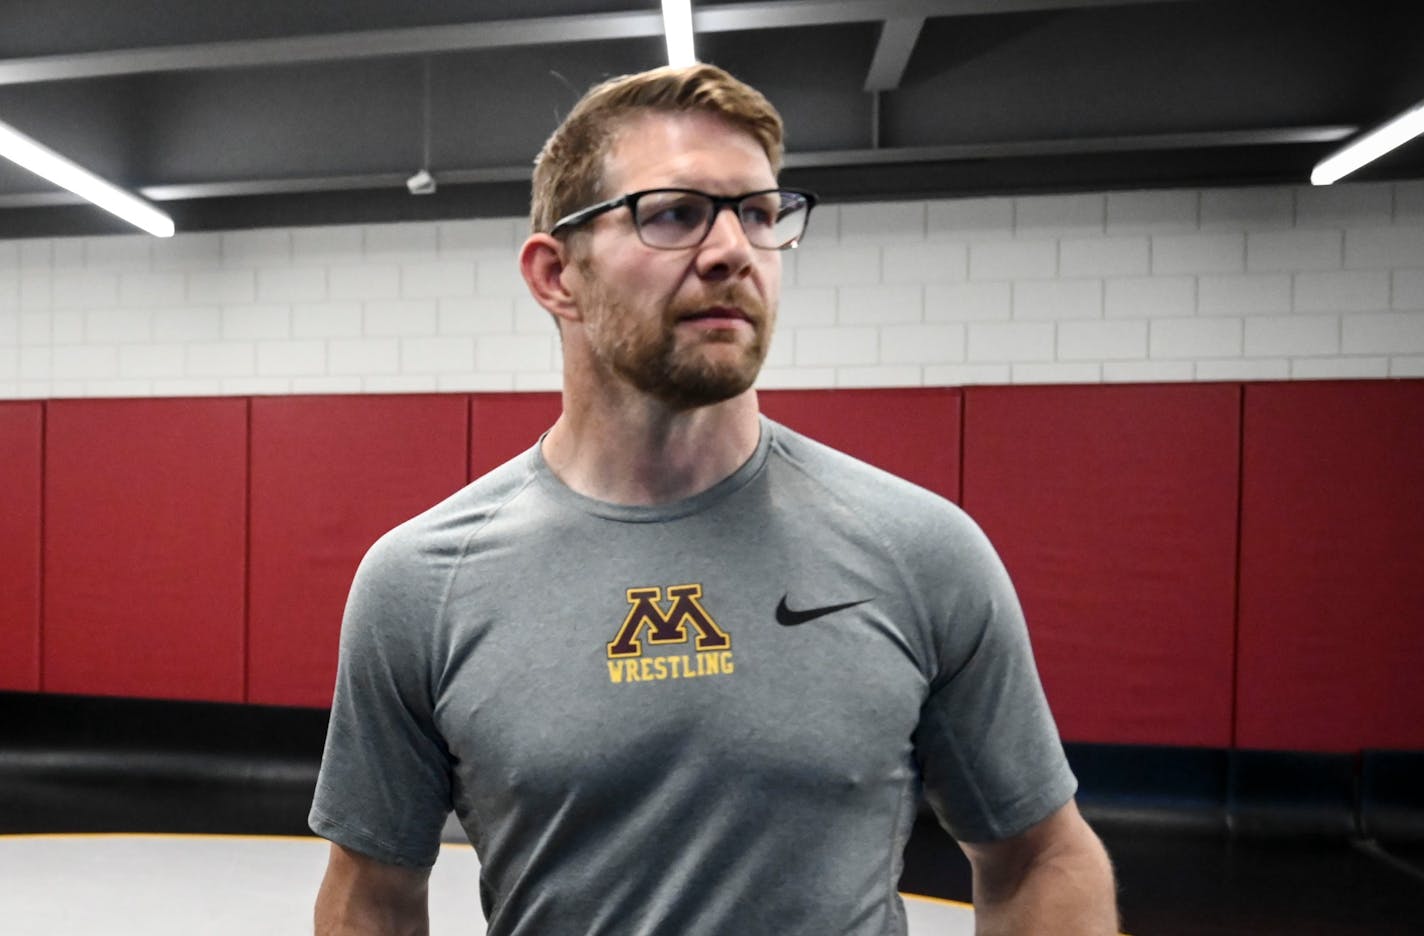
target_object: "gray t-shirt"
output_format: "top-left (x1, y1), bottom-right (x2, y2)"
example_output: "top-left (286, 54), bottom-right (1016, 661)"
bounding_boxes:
top-left (310, 417), bottom-right (1075, 935)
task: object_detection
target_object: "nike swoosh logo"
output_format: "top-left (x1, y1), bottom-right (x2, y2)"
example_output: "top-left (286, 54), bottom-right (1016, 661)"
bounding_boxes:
top-left (775, 595), bottom-right (872, 627)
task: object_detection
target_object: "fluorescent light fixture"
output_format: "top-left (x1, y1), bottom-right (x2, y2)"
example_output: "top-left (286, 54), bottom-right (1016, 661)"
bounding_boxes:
top-left (1311, 97), bottom-right (1424, 186)
top-left (0, 117), bottom-right (175, 236)
top-left (662, 0), bottom-right (697, 67)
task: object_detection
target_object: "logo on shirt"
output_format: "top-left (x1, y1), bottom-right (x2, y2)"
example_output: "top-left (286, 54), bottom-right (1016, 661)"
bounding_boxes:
top-left (605, 583), bottom-right (733, 684)
top-left (774, 595), bottom-right (872, 627)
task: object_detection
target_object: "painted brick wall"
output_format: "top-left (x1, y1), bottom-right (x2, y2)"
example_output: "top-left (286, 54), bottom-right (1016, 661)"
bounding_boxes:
top-left (2, 180), bottom-right (1422, 400)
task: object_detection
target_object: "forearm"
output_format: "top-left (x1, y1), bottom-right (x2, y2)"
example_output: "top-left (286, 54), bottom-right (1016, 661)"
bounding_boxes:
top-left (314, 843), bottom-right (432, 936)
top-left (315, 893), bottom-right (430, 936)
top-left (971, 832), bottom-right (1117, 936)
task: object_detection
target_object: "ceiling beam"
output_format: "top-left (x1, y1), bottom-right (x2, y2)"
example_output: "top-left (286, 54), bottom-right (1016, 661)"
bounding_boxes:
top-left (693, 0), bottom-right (1188, 32)
top-left (864, 18), bottom-right (924, 92)
top-left (0, 0), bottom-right (1203, 86)
top-left (0, 11), bottom-right (665, 85)
top-left (782, 125), bottom-right (1359, 168)
top-left (0, 124), bottom-right (1354, 209)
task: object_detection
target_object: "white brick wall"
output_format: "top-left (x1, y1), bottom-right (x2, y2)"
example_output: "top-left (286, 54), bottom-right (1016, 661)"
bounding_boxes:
top-left (1244, 315), bottom-right (1339, 357)
top-left (969, 322), bottom-right (1055, 362)
top-left (927, 198), bottom-right (1012, 240)
top-left (969, 240), bottom-right (1057, 280)
top-left (1294, 271), bottom-right (1390, 313)
top-left (795, 327), bottom-right (878, 366)
top-left (1198, 275), bottom-right (1290, 317)
top-left (926, 282), bottom-right (1012, 322)
top-left (1013, 280), bottom-right (1102, 320)
top-left (839, 202), bottom-right (926, 244)
top-left (1059, 320), bottom-right (1147, 361)
top-left (1106, 190), bottom-right (1199, 234)
top-left (1396, 270), bottom-right (1424, 310)
top-left (1015, 193), bottom-right (1104, 238)
top-left (1151, 318), bottom-right (1243, 360)
top-left (2, 181), bottom-right (1422, 401)
top-left (1059, 238), bottom-right (1149, 277)
top-left (1297, 183), bottom-right (1394, 227)
top-left (1200, 187), bottom-right (1294, 231)
top-left (882, 243), bottom-right (967, 283)
top-left (1246, 230), bottom-right (1341, 272)
top-left (1105, 277), bottom-right (1195, 319)
top-left (1152, 233), bottom-right (1244, 275)
top-left (837, 285), bottom-right (922, 325)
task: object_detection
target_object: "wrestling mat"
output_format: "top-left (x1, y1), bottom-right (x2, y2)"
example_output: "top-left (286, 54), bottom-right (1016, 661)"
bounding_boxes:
top-left (0, 834), bottom-right (975, 935)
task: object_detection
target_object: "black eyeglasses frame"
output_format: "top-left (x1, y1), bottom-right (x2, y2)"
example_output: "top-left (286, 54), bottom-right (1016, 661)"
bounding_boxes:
top-left (548, 187), bottom-right (818, 251)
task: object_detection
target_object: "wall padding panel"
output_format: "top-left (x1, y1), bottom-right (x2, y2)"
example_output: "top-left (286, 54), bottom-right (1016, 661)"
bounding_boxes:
top-left (249, 395), bottom-right (470, 708)
top-left (962, 384), bottom-right (1240, 748)
top-left (469, 392), bottom-right (562, 481)
top-left (760, 388), bottom-right (962, 502)
top-left (0, 402), bottom-right (43, 691)
top-left (1237, 381), bottom-right (1424, 752)
top-left (43, 398), bottom-right (248, 702)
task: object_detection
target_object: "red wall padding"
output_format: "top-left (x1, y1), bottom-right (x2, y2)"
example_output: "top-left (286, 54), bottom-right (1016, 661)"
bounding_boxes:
top-left (469, 392), bottom-right (561, 480)
top-left (0, 402), bottom-right (43, 691)
top-left (43, 398), bottom-right (248, 701)
top-left (962, 385), bottom-right (1241, 748)
top-left (1237, 381), bottom-right (1424, 752)
top-left (760, 388), bottom-right (962, 502)
top-left (248, 395), bottom-right (470, 707)
top-left (19, 380), bottom-right (1423, 754)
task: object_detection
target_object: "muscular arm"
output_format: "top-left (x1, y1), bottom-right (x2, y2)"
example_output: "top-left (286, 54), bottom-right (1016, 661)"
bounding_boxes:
top-left (959, 799), bottom-right (1118, 936)
top-left (314, 842), bottom-right (433, 936)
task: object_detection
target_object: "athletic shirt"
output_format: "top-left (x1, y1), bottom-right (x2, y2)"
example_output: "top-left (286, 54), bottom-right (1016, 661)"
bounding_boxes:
top-left (309, 417), bottom-right (1076, 935)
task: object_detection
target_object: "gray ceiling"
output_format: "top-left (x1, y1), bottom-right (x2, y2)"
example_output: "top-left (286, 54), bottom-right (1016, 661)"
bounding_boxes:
top-left (2, 0), bottom-right (1422, 237)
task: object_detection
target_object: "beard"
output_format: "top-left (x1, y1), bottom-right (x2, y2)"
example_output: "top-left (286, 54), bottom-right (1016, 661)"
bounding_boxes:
top-left (580, 272), bottom-right (773, 410)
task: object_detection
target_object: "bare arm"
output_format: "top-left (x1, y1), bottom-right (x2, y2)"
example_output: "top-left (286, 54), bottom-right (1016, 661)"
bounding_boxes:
top-left (314, 842), bottom-right (433, 936)
top-left (959, 799), bottom-right (1118, 936)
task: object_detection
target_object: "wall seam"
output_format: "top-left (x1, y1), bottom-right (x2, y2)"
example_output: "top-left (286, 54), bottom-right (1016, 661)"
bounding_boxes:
top-left (36, 399), bottom-right (48, 693)
top-left (242, 396), bottom-right (254, 703)
top-left (956, 388), bottom-right (967, 507)
top-left (1224, 380), bottom-right (1249, 835)
top-left (465, 393), bottom-right (475, 484)
top-left (1230, 381), bottom-right (1248, 753)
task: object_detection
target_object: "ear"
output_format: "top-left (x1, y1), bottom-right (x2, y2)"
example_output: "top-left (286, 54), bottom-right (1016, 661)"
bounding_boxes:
top-left (519, 233), bottom-right (582, 325)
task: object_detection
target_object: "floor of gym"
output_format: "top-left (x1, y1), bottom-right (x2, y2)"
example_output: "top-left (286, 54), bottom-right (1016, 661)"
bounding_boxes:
top-left (3, 692), bottom-right (1421, 934)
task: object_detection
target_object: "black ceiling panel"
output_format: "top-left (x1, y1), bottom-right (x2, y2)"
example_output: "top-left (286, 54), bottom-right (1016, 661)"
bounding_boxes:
top-left (0, 0), bottom-right (1421, 235)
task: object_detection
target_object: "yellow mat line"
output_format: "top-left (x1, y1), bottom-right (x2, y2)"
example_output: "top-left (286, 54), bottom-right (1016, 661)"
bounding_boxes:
top-left (899, 891), bottom-right (973, 910)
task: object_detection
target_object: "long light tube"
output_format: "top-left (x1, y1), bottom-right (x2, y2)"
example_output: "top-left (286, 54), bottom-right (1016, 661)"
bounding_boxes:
top-left (1311, 97), bottom-right (1424, 186)
top-left (0, 117), bottom-right (175, 237)
top-left (662, 0), bottom-right (697, 67)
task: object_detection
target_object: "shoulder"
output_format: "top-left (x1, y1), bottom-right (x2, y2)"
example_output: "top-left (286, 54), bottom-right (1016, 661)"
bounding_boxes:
top-left (350, 445), bottom-right (541, 608)
top-left (764, 418), bottom-right (983, 547)
top-left (763, 419), bottom-right (1016, 621)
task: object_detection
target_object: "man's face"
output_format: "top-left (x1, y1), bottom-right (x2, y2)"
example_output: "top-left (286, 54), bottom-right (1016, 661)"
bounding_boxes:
top-left (569, 110), bottom-right (782, 410)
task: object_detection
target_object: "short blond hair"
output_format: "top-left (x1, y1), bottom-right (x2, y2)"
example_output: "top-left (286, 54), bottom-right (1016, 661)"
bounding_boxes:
top-left (529, 64), bottom-right (784, 235)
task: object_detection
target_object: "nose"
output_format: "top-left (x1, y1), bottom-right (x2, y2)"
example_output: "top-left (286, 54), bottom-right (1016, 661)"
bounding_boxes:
top-left (695, 204), bottom-right (755, 279)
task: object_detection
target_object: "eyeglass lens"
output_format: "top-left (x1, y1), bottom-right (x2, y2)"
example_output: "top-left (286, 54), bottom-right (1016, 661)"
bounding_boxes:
top-left (633, 190), bottom-right (809, 249)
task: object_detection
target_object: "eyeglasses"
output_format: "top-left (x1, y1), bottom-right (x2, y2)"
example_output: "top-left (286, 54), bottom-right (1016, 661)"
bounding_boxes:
top-left (549, 187), bottom-right (818, 250)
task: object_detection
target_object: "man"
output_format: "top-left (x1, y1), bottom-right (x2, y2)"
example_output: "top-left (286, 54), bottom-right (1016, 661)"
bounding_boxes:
top-left (311, 64), bottom-right (1117, 935)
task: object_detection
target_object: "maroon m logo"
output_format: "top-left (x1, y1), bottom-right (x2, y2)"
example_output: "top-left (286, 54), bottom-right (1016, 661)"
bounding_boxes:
top-left (607, 584), bottom-right (731, 658)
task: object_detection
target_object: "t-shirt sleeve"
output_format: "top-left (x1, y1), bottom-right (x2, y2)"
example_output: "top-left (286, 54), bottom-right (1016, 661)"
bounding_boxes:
top-left (308, 526), bottom-right (454, 869)
top-left (911, 507), bottom-right (1077, 843)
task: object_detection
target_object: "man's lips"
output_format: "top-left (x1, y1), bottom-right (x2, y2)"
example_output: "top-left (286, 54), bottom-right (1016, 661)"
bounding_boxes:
top-left (677, 306), bottom-right (752, 325)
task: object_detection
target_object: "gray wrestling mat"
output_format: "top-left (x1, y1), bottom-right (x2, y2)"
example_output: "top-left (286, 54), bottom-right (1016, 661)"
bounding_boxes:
top-left (0, 834), bottom-right (975, 935)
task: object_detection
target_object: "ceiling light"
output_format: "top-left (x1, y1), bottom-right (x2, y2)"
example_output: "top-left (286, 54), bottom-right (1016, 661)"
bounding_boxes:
top-left (0, 117), bottom-right (175, 237)
top-left (1311, 97), bottom-right (1424, 186)
top-left (662, 0), bottom-right (696, 67)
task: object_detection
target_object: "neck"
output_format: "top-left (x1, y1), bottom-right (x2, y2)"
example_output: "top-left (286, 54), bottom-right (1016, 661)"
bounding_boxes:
top-left (542, 385), bottom-right (761, 506)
